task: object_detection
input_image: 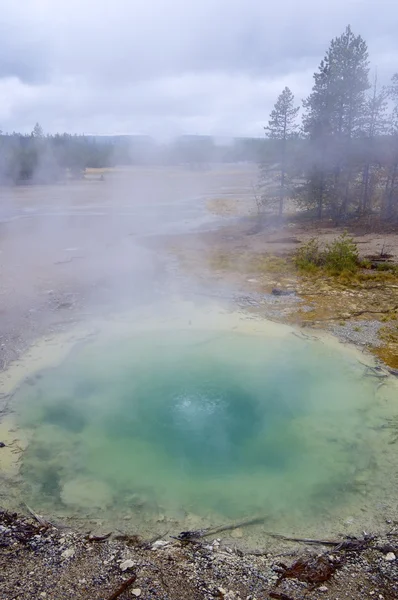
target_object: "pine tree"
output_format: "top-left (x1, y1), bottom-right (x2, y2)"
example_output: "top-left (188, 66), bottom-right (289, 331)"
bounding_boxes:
top-left (261, 87), bottom-right (299, 216)
top-left (32, 122), bottom-right (44, 138)
top-left (302, 26), bottom-right (370, 220)
top-left (383, 74), bottom-right (398, 219)
top-left (359, 72), bottom-right (387, 214)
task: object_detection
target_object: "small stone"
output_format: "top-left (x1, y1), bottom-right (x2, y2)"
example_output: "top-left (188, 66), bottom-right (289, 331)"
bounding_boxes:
top-left (319, 585), bottom-right (328, 592)
top-left (384, 552), bottom-right (396, 561)
top-left (61, 547), bottom-right (75, 559)
top-left (0, 442), bottom-right (5, 448)
top-left (131, 589), bottom-right (141, 597)
top-left (40, 594), bottom-right (47, 598)
top-left (217, 588), bottom-right (227, 597)
top-left (151, 540), bottom-right (169, 550)
top-left (120, 559), bottom-right (135, 571)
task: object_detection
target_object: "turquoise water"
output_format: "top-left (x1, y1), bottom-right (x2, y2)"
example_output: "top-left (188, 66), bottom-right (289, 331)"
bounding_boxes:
top-left (11, 328), bottom-right (395, 537)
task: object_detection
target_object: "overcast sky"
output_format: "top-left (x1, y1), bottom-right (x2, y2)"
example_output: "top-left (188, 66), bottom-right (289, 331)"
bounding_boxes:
top-left (1, 0), bottom-right (398, 138)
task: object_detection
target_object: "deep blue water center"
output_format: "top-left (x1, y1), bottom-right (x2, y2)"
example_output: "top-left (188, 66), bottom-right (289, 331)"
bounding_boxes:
top-left (14, 328), bottom-right (378, 528)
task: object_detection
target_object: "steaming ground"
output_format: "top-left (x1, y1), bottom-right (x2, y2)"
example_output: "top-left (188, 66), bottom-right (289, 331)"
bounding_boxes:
top-left (0, 165), bottom-right (254, 369)
top-left (1, 165), bottom-right (398, 600)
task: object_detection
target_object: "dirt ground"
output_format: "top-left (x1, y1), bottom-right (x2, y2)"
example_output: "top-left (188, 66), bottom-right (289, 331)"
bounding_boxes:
top-left (1, 166), bottom-right (398, 599)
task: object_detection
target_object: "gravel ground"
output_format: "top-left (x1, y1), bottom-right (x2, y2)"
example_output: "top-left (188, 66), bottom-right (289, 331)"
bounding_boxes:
top-left (1, 510), bottom-right (398, 600)
top-left (328, 320), bottom-right (385, 348)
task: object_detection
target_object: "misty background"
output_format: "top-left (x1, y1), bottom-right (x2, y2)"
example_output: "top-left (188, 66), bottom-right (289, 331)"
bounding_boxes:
top-left (1, 0), bottom-right (398, 137)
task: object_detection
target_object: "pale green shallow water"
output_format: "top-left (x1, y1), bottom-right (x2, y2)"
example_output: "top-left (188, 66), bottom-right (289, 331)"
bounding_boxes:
top-left (9, 325), bottom-right (398, 542)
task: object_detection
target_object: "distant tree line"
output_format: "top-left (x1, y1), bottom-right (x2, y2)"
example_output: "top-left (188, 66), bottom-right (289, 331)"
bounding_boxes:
top-left (0, 124), bottom-right (267, 185)
top-left (0, 124), bottom-right (116, 184)
top-left (260, 25), bottom-right (398, 223)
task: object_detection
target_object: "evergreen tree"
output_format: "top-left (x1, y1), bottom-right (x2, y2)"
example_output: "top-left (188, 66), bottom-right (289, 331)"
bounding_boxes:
top-left (382, 74), bottom-right (398, 219)
top-left (302, 26), bottom-right (370, 220)
top-left (32, 122), bottom-right (44, 138)
top-left (261, 87), bottom-right (299, 216)
top-left (359, 72), bottom-right (388, 214)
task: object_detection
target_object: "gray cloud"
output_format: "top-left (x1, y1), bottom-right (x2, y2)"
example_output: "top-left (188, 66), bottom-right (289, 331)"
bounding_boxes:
top-left (1, 0), bottom-right (398, 136)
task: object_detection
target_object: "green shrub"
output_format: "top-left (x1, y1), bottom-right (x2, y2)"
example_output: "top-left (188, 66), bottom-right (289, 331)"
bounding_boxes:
top-left (294, 238), bottom-right (323, 271)
top-left (323, 232), bottom-right (359, 274)
top-left (294, 232), bottom-right (359, 275)
top-left (376, 262), bottom-right (398, 273)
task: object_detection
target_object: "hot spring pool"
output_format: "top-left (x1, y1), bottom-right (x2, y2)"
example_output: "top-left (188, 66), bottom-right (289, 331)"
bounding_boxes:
top-left (3, 313), bottom-right (398, 545)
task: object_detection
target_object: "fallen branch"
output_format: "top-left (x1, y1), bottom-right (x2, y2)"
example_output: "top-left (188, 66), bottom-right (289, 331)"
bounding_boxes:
top-left (265, 532), bottom-right (338, 547)
top-left (176, 516), bottom-right (266, 541)
top-left (265, 532), bottom-right (374, 552)
top-left (106, 574), bottom-right (137, 600)
top-left (23, 503), bottom-right (51, 529)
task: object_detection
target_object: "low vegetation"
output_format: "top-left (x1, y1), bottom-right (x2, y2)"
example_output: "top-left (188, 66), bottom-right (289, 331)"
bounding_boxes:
top-left (294, 233), bottom-right (360, 275)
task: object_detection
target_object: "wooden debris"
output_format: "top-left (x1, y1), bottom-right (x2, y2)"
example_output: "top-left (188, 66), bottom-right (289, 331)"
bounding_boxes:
top-left (23, 503), bottom-right (51, 529)
top-left (266, 532), bottom-right (374, 552)
top-left (275, 555), bottom-right (340, 586)
top-left (176, 516), bottom-right (266, 542)
top-left (106, 573), bottom-right (137, 600)
top-left (266, 532), bottom-right (339, 547)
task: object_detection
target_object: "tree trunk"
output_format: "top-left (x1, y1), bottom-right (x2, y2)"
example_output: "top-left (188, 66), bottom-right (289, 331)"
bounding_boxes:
top-left (387, 163), bottom-right (398, 218)
top-left (279, 120), bottom-right (287, 217)
top-left (361, 162), bottom-right (371, 214)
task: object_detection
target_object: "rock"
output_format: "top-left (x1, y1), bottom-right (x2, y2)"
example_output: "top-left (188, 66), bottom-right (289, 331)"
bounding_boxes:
top-left (384, 552), bottom-right (396, 561)
top-left (272, 288), bottom-right (295, 296)
top-left (319, 585), bottom-right (328, 592)
top-left (131, 589), bottom-right (141, 597)
top-left (151, 540), bottom-right (169, 550)
top-left (120, 559), bottom-right (135, 571)
top-left (61, 547), bottom-right (75, 559)
top-left (0, 442), bottom-right (5, 448)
